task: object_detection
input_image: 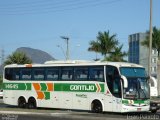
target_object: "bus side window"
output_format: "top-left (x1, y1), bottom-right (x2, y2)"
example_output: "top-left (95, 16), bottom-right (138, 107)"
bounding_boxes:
top-left (113, 77), bottom-right (121, 98)
top-left (5, 68), bottom-right (13, 80)
top-left (13, 68), bottom-right (20, 80)
top-left (61, 67), bottom-right (73, 80)
top-left (106, 66), bottom-right (121, 98)
top-left (46, 68), bottom-right (59, 80)
top-left (33, 68), bottom-right (45, 80)
top-left (89, 66), bottom-right (104, 82)
top-left (21, 69), bottom-right (32, 80)
top-left (74, 67), bottom-right (88, 80)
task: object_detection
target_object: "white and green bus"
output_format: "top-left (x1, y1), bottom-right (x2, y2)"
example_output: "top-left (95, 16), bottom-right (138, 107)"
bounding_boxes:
top-left (3, 60), bottom-right (150, 113)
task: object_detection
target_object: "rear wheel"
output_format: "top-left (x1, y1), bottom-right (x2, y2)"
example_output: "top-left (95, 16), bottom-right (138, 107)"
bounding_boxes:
top-left (91, 100), bottom-right (102, 113)
top-left (18, 97), bottom-right (26, 108)
top-left (28, 97), bottom-right (37, 109)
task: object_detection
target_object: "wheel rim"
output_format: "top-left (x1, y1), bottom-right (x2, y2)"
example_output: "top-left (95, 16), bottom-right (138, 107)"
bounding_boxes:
top-left (28, 99), bottom-right (36, 109)
top-left (92, 102), bottom-right (102, 113)
top-left (18, 99), bottom-right (26, 108)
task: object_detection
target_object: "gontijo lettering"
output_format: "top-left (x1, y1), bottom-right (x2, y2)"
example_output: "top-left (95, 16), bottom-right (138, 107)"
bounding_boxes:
top-left (70, 85), bottom-right (95, 91)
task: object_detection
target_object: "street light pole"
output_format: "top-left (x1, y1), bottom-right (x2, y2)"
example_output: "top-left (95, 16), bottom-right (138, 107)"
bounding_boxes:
top-left (61, 36), bottom-right (70, 60)
top-left (57, 45), bottom-right (67, 60)
top-left (148, 0), bottom-right (152, 77)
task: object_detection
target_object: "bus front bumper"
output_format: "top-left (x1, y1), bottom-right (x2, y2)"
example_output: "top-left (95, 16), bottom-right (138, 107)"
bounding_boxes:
top-left (121, 105), bottom-right (150, 113)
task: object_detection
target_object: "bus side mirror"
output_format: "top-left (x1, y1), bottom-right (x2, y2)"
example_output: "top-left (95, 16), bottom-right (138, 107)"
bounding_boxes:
top-left (121, 75), bottom-right (128, 88)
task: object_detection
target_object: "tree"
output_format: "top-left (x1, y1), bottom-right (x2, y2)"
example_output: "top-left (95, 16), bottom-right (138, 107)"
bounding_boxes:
top-left (4, 51), bottom-right (32, 65)
top-left (104, 44), bottom-right (128, 62)
top-left (141, 26), bottom-right (160, 58)
top-left (88, 30), bottom-right (118, 58)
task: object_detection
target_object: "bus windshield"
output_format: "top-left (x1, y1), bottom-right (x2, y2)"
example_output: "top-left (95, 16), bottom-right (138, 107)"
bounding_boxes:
top-left (120, 67), bottom-right (150, 100)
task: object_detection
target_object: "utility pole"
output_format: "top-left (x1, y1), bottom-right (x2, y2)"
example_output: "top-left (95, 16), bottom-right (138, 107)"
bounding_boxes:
top-left (61, 36), bottom-right (69, 60)
top-left (148, 0), bottom-right (152, 77)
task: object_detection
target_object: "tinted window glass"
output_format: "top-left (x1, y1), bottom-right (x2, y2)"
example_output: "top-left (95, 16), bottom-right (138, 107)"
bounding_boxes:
top-left (46, 68), bottom-right (59, 80)
top-left (106, 66), bottom-right (121, 98)
top-left (14, 68), bottom-right (20, 80)
top-left (61, 67), bottom-right (73, 80)
top-left (74, 67), bottom-right (88, 80)
top-left (120, 67), bottom-right (146, 77)
top-left (33, 69), bottom-right (44, 80)
top-left (5, 68), bottom-right (13, 80)
top-left (21, 69), bottom-right (32, 80)
top-left (89, 67), bottom-right (104, 81)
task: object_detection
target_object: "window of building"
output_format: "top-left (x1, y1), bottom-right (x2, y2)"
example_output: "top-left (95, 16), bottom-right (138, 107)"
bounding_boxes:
top-left (153, 67), bottom-right (157, 72)
top-left (152, 58), bottom-right (157, 63)
top-left (152, 49), bottom-right (157, 54)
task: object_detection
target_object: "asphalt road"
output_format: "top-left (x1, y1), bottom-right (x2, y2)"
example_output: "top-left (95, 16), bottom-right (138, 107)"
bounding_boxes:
top-left (0, 98), bottom-right (160, 120)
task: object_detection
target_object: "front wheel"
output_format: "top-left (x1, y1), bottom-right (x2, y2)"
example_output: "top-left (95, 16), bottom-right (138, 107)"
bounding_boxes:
top-left (91, 100), bottom-right (102, 113)
top-left (151, 110), bottom-right (157, 113)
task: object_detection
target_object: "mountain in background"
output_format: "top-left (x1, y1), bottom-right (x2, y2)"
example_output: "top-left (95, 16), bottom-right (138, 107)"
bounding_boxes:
top-left (0, 47), bottom-right (55, 75)
top-left (16, 47), bottom-right (55, 64)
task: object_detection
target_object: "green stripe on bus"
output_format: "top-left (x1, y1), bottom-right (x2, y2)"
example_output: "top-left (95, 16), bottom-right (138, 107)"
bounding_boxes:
top-left (40, 83), bottom-right (47, 91)
top-left (54, 83), bottom-right (104, 92)
top-left (3, 83), bottom-right (105, 92)
top-left (44, 92), bottom-right (50, 100)
top-left (3, 83), bottom-right (31, 90)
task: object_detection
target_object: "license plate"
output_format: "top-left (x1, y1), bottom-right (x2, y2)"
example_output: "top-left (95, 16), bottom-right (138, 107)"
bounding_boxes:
top-left (137, 108), bottom-right (141, 111)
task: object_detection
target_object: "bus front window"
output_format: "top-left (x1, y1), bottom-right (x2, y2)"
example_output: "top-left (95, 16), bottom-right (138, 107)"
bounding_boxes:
top-left (120, 67), bottom-right (150, 100)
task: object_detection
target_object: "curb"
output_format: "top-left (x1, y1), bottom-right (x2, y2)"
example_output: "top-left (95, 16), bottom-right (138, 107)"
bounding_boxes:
top-left (0, 111), bottom-right (70, 116)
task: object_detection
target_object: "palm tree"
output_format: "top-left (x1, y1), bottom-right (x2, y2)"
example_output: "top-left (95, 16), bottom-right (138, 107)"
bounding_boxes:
top-left (88, 41), bottom-right (100, 60)
top-left (4, 51), bottom-right (32, 65)
top-left (104, 45), bottom-right (128, 62)
top-left (88, 30), bottom-right (118, 59)
top-left (141, 26), bottom-right (160, 58)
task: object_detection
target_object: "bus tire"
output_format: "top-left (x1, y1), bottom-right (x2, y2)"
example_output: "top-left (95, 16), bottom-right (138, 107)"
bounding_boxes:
top-left (91, 100), bottom-right (103, 113)
top-left (151, 110), bottom-right (157, 113)
top-left (28, 97), bottom-right (37, 109)
top-left (18, 97), bottom-right (26, 108)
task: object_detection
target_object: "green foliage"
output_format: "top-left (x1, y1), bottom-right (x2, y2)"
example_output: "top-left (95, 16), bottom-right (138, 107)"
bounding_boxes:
top-left (0, 75), bottom-right (2, 89)
top-left (141, 26), bottom-right (160, 57)
top-left (104, 45), bottom-right (128, 62)
top-left (4, 51), bottom-right (32, 65)
top-left (88, 31), bottom-right (118, 57)
top-left (88, 30), bottom-right (127, 62)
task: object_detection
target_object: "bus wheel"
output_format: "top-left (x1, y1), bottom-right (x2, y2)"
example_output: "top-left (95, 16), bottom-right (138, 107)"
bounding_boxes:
top-left (18, 97), bottom-right (26, 108)
top-left (91, 100), bottom-right (102, 113)
top-left (151, 110), bottom-right (157, 113)
top-left (28, 97), bottom-right (37, 109)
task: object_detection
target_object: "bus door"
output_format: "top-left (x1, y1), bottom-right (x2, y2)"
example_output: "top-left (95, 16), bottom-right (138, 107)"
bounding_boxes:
top-left (112, 77), bottom-right (122, 112)
top-left (106, 66), bottom-right (122, 112)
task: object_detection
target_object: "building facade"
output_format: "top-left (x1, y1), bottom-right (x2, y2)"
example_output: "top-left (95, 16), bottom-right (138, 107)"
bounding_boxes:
top-left (128, 33), bottom-right (158, 78)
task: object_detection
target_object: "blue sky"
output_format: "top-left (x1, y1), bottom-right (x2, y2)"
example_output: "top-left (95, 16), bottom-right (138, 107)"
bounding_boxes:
top-left (0, 0), bottom-right (160, 61)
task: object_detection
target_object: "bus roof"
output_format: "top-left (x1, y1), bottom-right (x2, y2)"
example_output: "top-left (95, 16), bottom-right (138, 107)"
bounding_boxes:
top-left (4, 60), bottom-right (144, 68)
